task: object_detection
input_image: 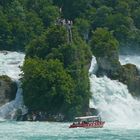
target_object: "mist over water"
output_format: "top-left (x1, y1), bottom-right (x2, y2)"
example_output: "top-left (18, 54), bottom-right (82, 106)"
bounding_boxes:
top-left (89, 56), bottom-right (140, 127)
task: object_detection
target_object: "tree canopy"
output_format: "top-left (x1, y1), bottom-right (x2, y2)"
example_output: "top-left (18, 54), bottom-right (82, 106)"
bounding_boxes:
top-left (22, 24), bottom-right (92, 120)
top-left (0, 0), bottom-right (140, 120)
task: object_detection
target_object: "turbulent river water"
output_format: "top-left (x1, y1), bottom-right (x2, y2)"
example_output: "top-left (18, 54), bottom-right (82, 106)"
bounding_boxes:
top-left (0, 51), bottom-right (140, 140)
top-left (0, 121), bottom-right (140, 140)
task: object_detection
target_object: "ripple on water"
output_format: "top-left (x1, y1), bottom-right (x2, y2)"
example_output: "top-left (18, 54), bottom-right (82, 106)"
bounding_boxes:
top-left (0, 122), bottom-right (140, 140)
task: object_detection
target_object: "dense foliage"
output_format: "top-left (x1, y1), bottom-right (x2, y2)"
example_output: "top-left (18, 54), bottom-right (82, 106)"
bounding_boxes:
top-left (0, 0), bottom-right (139, 50)
top-left (90, 28), bottom-right (119, 57)
top-left (22, 25), bottom-right (92, 120)
top-left (0, 0), bottom-right (60, 50)
top-left (63, 0), bottom-right (140, 50)
top-left (22, 58), bottom-right (75, 115)
top-left (0, 0), bottom-right (140, 120)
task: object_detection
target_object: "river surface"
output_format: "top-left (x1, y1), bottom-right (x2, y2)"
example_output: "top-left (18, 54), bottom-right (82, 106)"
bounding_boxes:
top-left (0, 121), bottom-right (140, 140)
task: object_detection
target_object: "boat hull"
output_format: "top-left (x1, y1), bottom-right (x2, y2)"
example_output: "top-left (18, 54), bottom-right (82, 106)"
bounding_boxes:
top-left (69, 121), bottom-right (105, 128)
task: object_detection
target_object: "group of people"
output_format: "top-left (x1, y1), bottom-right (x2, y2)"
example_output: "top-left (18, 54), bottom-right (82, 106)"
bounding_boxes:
top-left (56, 18), bottom-right (73, 44)
top-left (25, 111), bottom-right (47, 121)
top-left (56, 18), bottom-right (73, 26)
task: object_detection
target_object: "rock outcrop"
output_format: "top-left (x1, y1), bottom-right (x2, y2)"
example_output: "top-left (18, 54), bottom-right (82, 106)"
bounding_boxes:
top-left (119, 64), bottom-right (140, 96)
top-left (0, 75), bottom-right (17, 106)
top-left (95, 49), bottom-right (140, 97)
top-left (96, 51), bottom-right (122, 79)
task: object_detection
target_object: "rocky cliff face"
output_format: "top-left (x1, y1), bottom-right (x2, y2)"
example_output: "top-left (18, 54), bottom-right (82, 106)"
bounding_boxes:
top-left (95, 50), bottom-right (140, 97)
top-left (0, 75), bottom-right (17, 106)
top-left (119, 64), bottom-right (140, 96)
top-left (96, 51), bottom-right (122, 79)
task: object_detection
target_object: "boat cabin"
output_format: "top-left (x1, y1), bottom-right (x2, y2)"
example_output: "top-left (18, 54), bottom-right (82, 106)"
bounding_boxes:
top-left (75, 116), bottom-right (101, 124)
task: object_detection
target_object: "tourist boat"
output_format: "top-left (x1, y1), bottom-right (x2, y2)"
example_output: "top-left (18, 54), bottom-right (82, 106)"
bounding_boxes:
top-left (69, 116), bottom-right (105, 128)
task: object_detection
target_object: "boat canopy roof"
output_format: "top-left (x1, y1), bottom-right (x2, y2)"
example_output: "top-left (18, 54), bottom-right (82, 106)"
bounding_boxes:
top-left (75, 116), bottom-right (100, 120)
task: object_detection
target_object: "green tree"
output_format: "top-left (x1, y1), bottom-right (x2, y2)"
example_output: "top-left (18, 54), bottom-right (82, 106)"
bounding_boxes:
top-left (45, 25), bottom-right (67, 48)
top-left (25, 11), bottom-right (44, 40)
top-left (132, 7), bottom-right (140, 29)
top-left (25, 0), bottom-right (60, 27)
top-left (23, 24), bottom-right (92, 120)
top-left (0, 0), bottom-right (13, 7)
top-left (90, 28), bottom-right (119, 57)
top-left (115, 0), bottom-right (130, 16)
top-left (0, 10), bottom-right (11, 50)
top-left (22, 58), bottom-right (75, 116)
top-left (75, 18), bottom-right (90, 41)
top-left (26, 25), bottom-right (67, 58)
top-left (92, 6), bottom-right (112, 29)
top-left (6, 0), bottom-right (25, 20)
top-left (53, 0), bottom-right (92, 20)
top-left (106, 13), bottom-right (133, 41)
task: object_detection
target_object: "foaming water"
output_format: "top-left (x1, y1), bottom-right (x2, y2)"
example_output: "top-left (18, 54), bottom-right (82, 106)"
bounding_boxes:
top-left (0, 122), bottom-right (140, 140)
top-left (0, 51), bottom-right (25, 80)
top-left (89, 56), bottom-right (140, 128)
top-left (0, 51), bottom-right (26, 119)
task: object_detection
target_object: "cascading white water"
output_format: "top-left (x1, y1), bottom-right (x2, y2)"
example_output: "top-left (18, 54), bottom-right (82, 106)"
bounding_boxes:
top-left (89, 56), bottom-right (140, 124)
top-left (0, 51), bottom-right (26, 119)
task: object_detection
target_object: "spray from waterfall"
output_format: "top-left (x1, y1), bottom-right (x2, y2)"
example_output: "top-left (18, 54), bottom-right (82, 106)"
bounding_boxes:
top-left (0, 51), bottom-right (27, 120)
top-left (89, 56), bottom-right (140, 124)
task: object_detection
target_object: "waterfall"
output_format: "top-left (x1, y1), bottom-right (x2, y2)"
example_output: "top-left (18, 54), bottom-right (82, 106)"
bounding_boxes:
top-left (89, 56), bottom-right (140, 124)
top-left (0, 51), bottom-right (27, 119)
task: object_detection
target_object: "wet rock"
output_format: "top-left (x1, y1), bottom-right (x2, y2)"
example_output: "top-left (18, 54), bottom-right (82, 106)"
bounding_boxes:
top-left (119, 64), bottom-right (140, 97)
top-left (95, 47), bottom-right (122, 79)
top-left (95, 46), bottom-right (140, 96)
top-left (0, 75), bottom-right (17, 106)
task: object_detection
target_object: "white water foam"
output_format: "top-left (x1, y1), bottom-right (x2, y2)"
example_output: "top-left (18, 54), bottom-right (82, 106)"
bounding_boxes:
top-left (0, 51), bottom-right (26, 119)
top-left (89, 56), bottom-right (140, 127)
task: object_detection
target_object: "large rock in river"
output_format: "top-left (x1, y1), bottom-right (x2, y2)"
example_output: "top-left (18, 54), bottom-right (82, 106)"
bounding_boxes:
top-left (0, 75), bottom-right (17, 106)
top-left (119, 64), bottom-right (140, 96)
top-left (95, 48), bottom-right (140, 97)
top-left (96, 51), bottom-right (122, 79)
